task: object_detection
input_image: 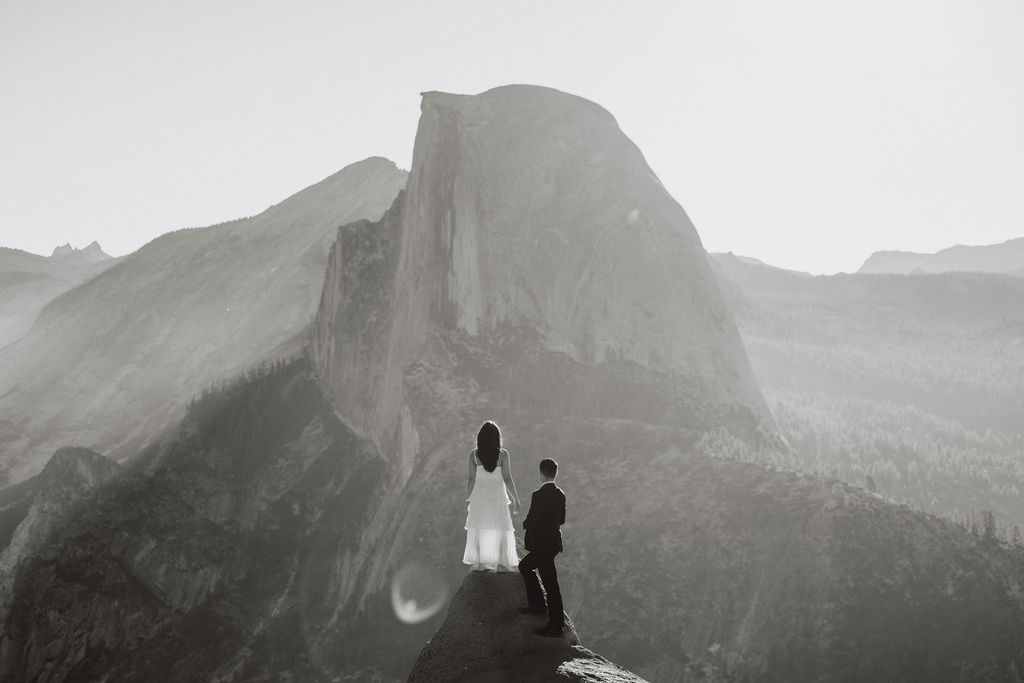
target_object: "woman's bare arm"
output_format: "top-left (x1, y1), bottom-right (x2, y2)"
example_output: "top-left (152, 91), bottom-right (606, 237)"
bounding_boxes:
top-left (466, 450), bottom-right (477, 499)
top-left (500, 449), bottom-right (521, 514)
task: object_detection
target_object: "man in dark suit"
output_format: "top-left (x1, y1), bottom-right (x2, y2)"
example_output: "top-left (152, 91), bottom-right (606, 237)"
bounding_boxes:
top-left (518, 457), bottom-right (566, 637)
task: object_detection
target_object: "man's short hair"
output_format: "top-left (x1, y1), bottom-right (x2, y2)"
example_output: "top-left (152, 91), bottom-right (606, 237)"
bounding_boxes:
top-left (539, 458), bottom-right (558, 478)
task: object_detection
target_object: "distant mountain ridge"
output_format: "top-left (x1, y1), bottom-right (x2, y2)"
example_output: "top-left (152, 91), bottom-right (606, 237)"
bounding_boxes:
top-left (0, 242), bottom-right (118, 349)
top-left (50, 241), bottom-right (110, 263)
top-left (0, 157), bottom-right (407, 485)
top-left (859, 236), bottom-right (1024, 276)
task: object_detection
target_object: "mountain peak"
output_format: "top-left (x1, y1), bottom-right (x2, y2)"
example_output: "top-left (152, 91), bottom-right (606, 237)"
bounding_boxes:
top-left (420, 84), bottom-right (617, 124)
top-left (312, 85), bottom-right (770, 461)
top-left (408, 572), bottom-right (643, 682)
top-left (50, 241), bottom-right (111, 263)
top-left (39, 446), bottom-right (122, 488)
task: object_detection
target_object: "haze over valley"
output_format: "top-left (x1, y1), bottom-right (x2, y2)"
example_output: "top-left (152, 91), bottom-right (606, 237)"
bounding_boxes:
top-left (2, 85), bottom-right (1024, 682)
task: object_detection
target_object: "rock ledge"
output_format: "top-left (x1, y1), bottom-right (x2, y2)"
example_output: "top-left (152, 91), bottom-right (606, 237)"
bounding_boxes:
top-left (408, 571), bottom-right (645, 682)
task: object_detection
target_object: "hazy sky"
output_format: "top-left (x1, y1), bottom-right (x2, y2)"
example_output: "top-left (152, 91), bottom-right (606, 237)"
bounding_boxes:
top-left (2, 0), bottom-right (1022, 274)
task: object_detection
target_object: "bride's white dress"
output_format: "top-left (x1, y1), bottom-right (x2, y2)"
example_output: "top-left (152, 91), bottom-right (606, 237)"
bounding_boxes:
top-left (463, 455), bottom-right (518, 570)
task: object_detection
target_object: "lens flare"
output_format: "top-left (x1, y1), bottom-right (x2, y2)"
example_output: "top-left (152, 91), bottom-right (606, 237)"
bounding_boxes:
top-left (390, 561), bottom-right (449, 624)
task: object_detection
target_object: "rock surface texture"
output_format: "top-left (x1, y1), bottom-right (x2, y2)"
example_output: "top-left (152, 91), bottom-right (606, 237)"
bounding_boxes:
top-left (408, 572), bottom-right (644, 682)
top-left (0, 448), bottom-right (122, 656)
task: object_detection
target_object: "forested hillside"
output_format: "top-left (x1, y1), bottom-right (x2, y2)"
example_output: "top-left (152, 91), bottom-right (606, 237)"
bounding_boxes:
top-left (710, 253), bottom-right (1024, 535)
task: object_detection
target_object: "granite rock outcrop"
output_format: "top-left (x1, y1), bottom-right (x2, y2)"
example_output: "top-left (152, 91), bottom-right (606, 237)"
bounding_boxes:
top-left (311, 85), bottom-right (771, 473)
top-left (408, 572), bottom-right (644, 682)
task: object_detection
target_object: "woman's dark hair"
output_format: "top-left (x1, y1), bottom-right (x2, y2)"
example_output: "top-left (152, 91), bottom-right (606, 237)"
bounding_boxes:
top-left (476, 421), bottom-right (501, 472)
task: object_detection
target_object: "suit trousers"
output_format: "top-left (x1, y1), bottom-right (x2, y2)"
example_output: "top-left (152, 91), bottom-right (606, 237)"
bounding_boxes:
top-left (518, 551), bottom-right (564, 627)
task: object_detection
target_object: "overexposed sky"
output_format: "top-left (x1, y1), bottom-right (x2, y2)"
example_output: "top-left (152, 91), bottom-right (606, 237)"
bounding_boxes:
top-left (1, 0), bottom-right (1022, 274)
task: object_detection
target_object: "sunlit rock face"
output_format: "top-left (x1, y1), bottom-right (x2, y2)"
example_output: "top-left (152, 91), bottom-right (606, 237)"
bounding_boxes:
top-left (0, 157), bottom-right (407, 486)
top-left (311, 85), bottom-right (770, 466)
top-left (400, 86), bottom-right (725, 362)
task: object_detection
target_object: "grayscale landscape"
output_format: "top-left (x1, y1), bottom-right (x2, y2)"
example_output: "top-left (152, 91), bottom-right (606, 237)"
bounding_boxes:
top-left (2, 3), bottom-right (1023, 682)
top-left (1, 84), bottom-right (1023, 682)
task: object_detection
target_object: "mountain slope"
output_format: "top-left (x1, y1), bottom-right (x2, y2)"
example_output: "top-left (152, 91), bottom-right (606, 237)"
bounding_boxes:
top-left (0, 359), bottom-right (391, 682)
top-left (0, 242), bottom-right (117, 349)
top-left (859, 236), bottom-right (1024, 276)
top-left (0, 157), bottom-right (406, 485)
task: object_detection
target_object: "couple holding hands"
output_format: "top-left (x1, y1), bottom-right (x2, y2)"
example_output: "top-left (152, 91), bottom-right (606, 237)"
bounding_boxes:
top-left (462, 421), bottom-right (566, 637)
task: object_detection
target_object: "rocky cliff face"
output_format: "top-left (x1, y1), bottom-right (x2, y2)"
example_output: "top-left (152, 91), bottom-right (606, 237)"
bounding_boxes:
top-left (408, 572), bottom-right (644, 682)
top-left (1, 447), bottom-right (121, 565)
top-left (0, 448), bottom-right (121, 649)
top-left (0, 157), bottom-right (406, 485)
top-left (311, 86), bottom-right (770, 473)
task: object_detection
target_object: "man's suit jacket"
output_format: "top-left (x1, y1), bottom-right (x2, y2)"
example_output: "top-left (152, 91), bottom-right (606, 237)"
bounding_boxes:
top-left (523, 482), bottom-right (566, 555)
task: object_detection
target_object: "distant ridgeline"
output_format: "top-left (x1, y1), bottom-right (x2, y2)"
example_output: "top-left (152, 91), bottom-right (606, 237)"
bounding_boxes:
top-left (858, 236), bottom-right (1024, 277)
top-left (0, 87), bottom-right (1023, 682)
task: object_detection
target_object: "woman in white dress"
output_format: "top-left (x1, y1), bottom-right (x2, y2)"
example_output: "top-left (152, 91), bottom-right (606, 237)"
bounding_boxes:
top-left (464, 421), bottom-right (522, 571)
